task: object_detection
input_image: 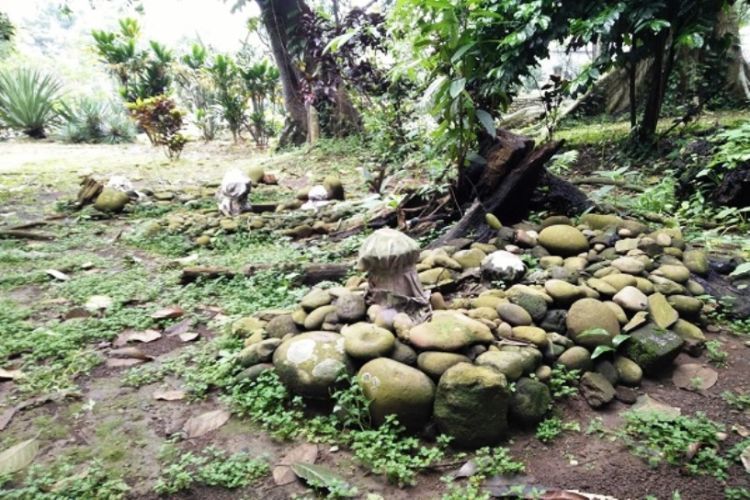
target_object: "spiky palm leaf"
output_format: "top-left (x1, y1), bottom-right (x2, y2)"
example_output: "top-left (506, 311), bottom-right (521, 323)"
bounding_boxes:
top-left (0, 68), bottom-right (64, 138)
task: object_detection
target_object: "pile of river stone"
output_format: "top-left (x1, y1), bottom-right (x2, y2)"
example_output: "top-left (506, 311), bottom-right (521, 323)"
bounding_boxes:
top-left (233, 212), bottom-right (713, 448)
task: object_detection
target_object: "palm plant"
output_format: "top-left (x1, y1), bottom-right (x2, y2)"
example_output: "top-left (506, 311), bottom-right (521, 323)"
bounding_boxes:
top-left (0, 68), bottom-right (64, 138)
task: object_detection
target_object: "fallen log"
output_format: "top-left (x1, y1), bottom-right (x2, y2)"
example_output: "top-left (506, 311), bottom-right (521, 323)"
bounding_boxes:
top-left (296, 263), bottom-right (352, 286)
top-left (180, 266), bottom-right (236, 285)
top-left (572, 176), bottom-right (646, 192)
top-left (0, 229), bottom-right (56, 241)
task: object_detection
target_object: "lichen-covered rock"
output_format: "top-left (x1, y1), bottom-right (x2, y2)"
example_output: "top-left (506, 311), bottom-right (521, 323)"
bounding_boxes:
top-left (580, 372), bottom-right (615, 408)
top-left (475, 351), bottom-right (525, 380)
top-left (232, 316), bottom-right (265, 337)
top-left (672, 319), bottom-right (706, 345)
top-left (273, 331), bottom-right (353, 399)
top-left (667, 295), bottom-right (702, 318)
top-left (452, 248), bottom-right (486, 269)
top-left (613, 286), bottom-right (648, 311)
top-left (556, 346), bottom-right (592, 371)
top-left (417, 352), bottom-right (471, 379)
top-left (407, 311), bottom-right (493, 351)
top-left (647, 293), bottom-right (679, 329)
top-left (265, 314), bottom-right (299, 339)
top-left (341, 323), bottom-right (395, 360)
top-left (304, 305), bottom-right (337, 331)
top-left (335, 293), bottom-right (366, 322)
top-left (544, 279), bottom-right (585, 304)
top-left (614, 356), bottom-right (643, 386)
top-left (510, 326), bottom-right (548, 348)
top-left (389, 339), bottom-right (418, 365)
top-left (497, 303), bottom-right (532, 326)
top-left (683, 249), bottom-right (709, 276)
top-left (654, 264), bottom-right (690, 283)
top-left (612, 257), bottom-right (647, 275)
top-left (509, 377), bottom-right (551, 426)
top-left (508, 291), bottom-right (548, 323)
top-left (247, 164), bottom-right (265, 183)
top-left (624, 323), bottom-right (683, 374)
top-left (301, 289), bottom-right (333, 311)
top-left (94, 188), bottom-right (130, 213)
top-left (538, 225), bottom-right (589, 256)
top-left (238, 339), bottom-right (282, 366)
top-left (481, 251), bottom-right (526, 283)
top-left (359, 358), bottom-right (435, 429)
top-left (581, 213), bottom-right (623, 230)
top-left (323, 175), bottom-right (345, 200)
top-left (566, 298), bottom-right (620, 344)
top-left (433, 363), bottom-right (510, 448)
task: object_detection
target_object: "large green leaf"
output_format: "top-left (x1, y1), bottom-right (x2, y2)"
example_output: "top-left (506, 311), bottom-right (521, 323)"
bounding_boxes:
top-left (291, 463), bottom-right (357, 497)
top-left (0, 438), bottom-right (38, 475)
top-left (449, 78), bottom-right (466, 98)
top-left (476, 109), bottom-right (495, 135)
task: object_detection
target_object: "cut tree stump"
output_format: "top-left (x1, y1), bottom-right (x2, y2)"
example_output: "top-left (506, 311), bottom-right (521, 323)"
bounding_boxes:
top-left (429, 136), bottom-right (565, 248)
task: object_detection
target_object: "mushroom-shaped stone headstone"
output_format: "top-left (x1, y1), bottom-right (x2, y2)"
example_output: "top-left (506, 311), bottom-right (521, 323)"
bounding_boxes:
top-left (358, 228), bottom-right (430, 322)
top-left (216, 168), bottom-right (252, 216)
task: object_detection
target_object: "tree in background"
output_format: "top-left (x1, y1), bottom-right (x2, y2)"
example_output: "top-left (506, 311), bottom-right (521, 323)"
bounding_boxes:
top-left (209, 54), bottom-right (249, 142)
top-left (239, 59), bottom-right (280, 148)
top-left (92, 18), bottom-right (173, 102)
top-left (568, 0), bottom-right (735, 144)
top-left (0, 11), bottom-right (14, 42)
top-left (175, 42), bottom-right (222, 141)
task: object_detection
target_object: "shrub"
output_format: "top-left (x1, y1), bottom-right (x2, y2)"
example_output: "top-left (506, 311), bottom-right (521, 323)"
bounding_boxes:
top-left (176, 42), bottom-right (222, 141)
top-left (209, 54), bottom-right (247, 142)
top-left (92, 18), bottom-right (173, 103)
top-left (239, 59), bottom-right (279, 148)
top-left (0, 68), bottom-right (64, 138)
top-left (59, 98), bottom-right (136, 144)
top-left (127, 95), bottom-right (187, 159)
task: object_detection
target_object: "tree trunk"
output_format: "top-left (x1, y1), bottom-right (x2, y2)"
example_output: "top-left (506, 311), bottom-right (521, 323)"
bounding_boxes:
top-left (256, 0), bottom-right (308, 147)
top-left (638, 33), bottom-right (671, 144)
top-left (716, 4), bottom-right (750, 101)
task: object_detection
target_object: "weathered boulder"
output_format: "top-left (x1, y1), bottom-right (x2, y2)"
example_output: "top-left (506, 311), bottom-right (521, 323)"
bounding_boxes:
top-left (417, 352), bottom-right (471, 380)
top-left (301, 289), bottom-right (333, 311)
top-left (433, 363), bottom-right (510, 448)
top-left (683, 249), bottom-right (709, 276)
top-left (624, 323), bottom-right (683, 374)
top-left (544, 279), bottom-right (585, 305)
top-left (566, 298), bottom-right (620, 344)
top-left (94, 188), bottom-right (130, 213)
top-left (237, 339), bottom-right (282, 367)
top-left (556, 346), bottom-right (593, 371)
top-left (509, 377), bottom-right (551, 426)
top-left (342, 323), bottom-right (395, 360)
top-left (359, 358), bottom-right (435, 429)
top-left (647, 293), bottom-right (679, 329)
top-left (497, 303), bottom-right (533, 326)
top-left (481, 251), bottom-right (526, 283)
top-left (475, 350), bottom-right (525, 380)
top-left (335, 293), bottom-right (367, 322)
top-left (407, 311), bottom-right (493, 351)
top-left (614, 355), bottom-right (643, 386)
top-left (613, 286), bottom-right (648, 312)
top-left (538, 225), bottom-right (589, 256)
top-left (273, 331), bottom-right (353, 399)
top-left (580, 372), bottom-right (615, 408)
top-left (265, 314), bottom-right (300, 339)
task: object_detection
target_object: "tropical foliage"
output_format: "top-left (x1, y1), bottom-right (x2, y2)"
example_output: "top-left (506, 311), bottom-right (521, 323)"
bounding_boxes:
top-left (126, 95), bottom-right (187, 159)
top-left (0, 68), bottom-right (64, 138)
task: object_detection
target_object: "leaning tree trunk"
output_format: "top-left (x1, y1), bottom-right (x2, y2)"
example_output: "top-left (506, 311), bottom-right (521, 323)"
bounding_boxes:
top-left (257, 0), bottom-right (309, 147)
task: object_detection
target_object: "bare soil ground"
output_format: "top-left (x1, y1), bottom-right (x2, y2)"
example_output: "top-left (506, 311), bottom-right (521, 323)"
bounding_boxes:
top-left (0, 139), bottom-right (749, 499)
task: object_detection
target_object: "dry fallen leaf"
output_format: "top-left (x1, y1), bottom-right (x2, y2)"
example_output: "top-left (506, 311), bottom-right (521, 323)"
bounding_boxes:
top-left (106, 358), bottom-right (145, 368)
top-left (113, 329), bottom-right (162, 347)
top-left (0, 368), bottom-right (25, 381)
top-left (672, 364), bottom-right (718, 391)
top-left (273, 443), bottom-right (318, 485)
top-left (0, 438), bottom-right (38, 475)
top-left (734, 424), bottom-right (750, 438)
top-left (741, 444), bottom-right (750, 474)
top-left (178, 332), bottom-right (199, 342)
top-left (153, 389), bottom-right (186, 401)
top-left (151, 306), bottom-right (184, 320)
top-left (45, 269), bottom-right (70, 281)
top-left (109, 346), bottom-right (152, 360)
top-left (164, 319), bottom-right (192, 336)
top-left (183, 409), bottom-right (230, 438)
top-left (63, 307), bottom-right (90, 320)
top-left (85, 295), bottom-right (113, 312)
